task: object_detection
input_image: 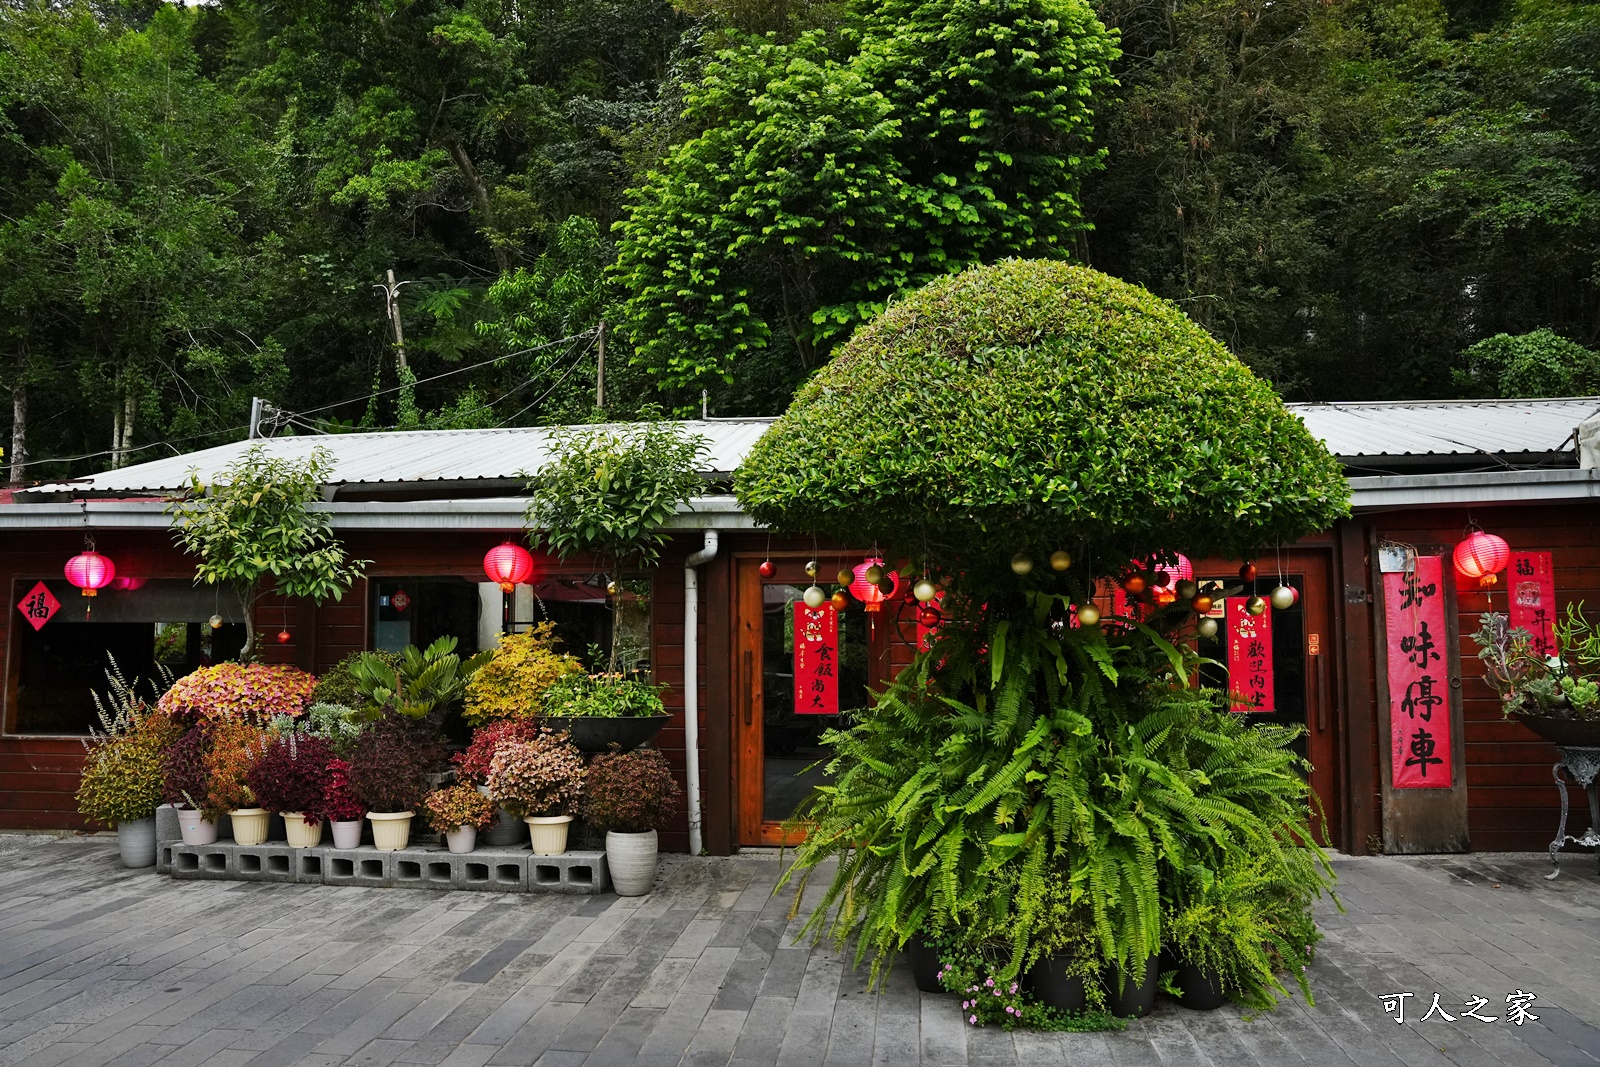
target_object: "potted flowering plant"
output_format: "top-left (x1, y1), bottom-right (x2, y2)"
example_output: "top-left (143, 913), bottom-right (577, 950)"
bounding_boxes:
top-left (487, 731), bottom-right (585, 855)
top-left (580, 748), bottom-right (681, 895)
top-left (204, 720), bottom-right (275, 845)
top-left (162, 725), bottom-right (222, 844)
top-left (347, 715), bottom-right (444, 850)
top-left (245, 733), bottom-right (335, 847)
top-left (453, 719), bottom-right (544, 845)
top-left (422, 784), bottom-right (497, 854)
top-left (322, 759), bottom-right (365, 848)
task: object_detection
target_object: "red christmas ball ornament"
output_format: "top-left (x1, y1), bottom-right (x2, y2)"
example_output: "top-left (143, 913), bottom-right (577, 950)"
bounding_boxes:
top-left (277, 630), bottom-right (292, 644)
top-left (758, 560), bottom-right (777, 579)
top-left (1240, 561), bottom-right (1257, 582)
top-left (830, 591), bottom-right (849, 611)
top-left (1453, 530), bottom-right (1510, 587)
top-left (64, 549), bottom-right (115, 598)
top-left (917, 608), bottom-right (942, 628)
top-left (483, 542), bottom-right (535, 593)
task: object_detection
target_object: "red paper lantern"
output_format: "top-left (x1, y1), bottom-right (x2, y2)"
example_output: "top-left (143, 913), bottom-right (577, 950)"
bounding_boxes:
top-left (849, 556), bottom-right (901, 613)
top-left (1453, 531), bottom-right (1510, 587)
top-left (1142, 554), bottom-right (1193, 606)
top-left (64, 550), bottom-right (115, 598)
top-left (483, 542), bottom-right (535, 593)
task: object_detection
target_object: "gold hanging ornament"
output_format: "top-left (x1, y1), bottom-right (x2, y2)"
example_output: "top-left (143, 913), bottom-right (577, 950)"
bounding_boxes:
top-left (912, 578), bottom-right (939, 603)
top-left (1049, 550), bottom-right (1072, 572)
top-left (1076, 603), bottom-right (1101, 627)
top-left (836, 568), bottom-right (853, 588)
top-left (1010, 553), bottom-right (1034, 576)
top-left (1245, 595), bottom-right (1267, 616)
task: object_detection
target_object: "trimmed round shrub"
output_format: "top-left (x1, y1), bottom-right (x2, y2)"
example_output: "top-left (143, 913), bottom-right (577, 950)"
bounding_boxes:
top-left (158, 663), bottom-right (316, 724)
top-left (735, 260), bottom-right (1350, 577)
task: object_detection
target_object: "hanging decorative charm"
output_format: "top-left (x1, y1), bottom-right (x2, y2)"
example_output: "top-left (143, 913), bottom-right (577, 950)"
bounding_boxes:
top-left (15, 582), bottom-right (59, 632)
top-left (1453, 529), bottom-right (1510, 587)
top-left (1049, 550), bottom-right (1072, 572)
top-left (390, 588), bottom-right (411, 613)
top-left (802, 585), bottom-right (827, 609)
top-left (277, 630), bottom-right (292, 644)
top-left (1010, 553), bottom-right (1034, 576)
top-left (759, 560), bottom-right (776, 578)
top-left (483, 542), bottom-right (535, 593)
top-left (209, 614), bottom-right (225, 630)
top-left (1269, 585), bottom-right (1297, 611)
top-left (849, 557), bottom-right (900, 612)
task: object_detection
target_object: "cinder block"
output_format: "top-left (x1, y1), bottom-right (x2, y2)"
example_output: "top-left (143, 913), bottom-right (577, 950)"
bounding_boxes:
top-left (155, 805), bottom-right (179, 874)
top-left (455, 852), bottom-right (527, 892)
top-left (322, 847), bottom-right (392, 888)
top-left (527, 851), bottom-right (609, 894)
top-left (234, 845), bottom-right (298, 883)
top-left (169, 844), bottom-right (236, 881)
top-left (295, 848), bottom-right (326, 884)
top-left (392, 848), bottom-right (459, 890)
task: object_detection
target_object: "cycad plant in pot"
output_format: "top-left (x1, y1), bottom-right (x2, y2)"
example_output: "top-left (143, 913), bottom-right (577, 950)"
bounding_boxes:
top-left (487, 730), bottom-right (585, 855)
top-left (453, 719), bottom-right (545, 845)
top-left (422, 784), bottom-right (497, 854)
top-left (348, 715), bottom-right (443, 850)
top-left (581, 748), bottom-right (681, 895)
top-left (246, 733), bottom-right (335, 847)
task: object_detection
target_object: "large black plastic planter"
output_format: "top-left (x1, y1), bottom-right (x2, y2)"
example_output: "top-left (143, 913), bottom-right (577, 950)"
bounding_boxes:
top-left (1025, 953), bottom-right (1086, 1013)
top-left (1172, 959), bottom-right (1228, 1010)
top-left (542, 714), bottom-right (670, 753)
top-left (1106, 953), bottom-right (1160, 1018)
top-left (905, 937), bottom-right (943, 993)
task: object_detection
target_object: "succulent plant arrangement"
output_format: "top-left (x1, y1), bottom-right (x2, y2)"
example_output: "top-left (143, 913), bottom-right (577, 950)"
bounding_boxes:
top-left (422, 784), bottom-right (497, 834)
top-left (1474, 606), bottom-right (1600, 721)
top-left (487, 731), bottom-right (585, 817)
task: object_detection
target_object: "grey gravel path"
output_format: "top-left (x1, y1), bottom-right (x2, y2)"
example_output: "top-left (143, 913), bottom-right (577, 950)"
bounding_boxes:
top-left (0, 834), bottom-right (1598, 1066)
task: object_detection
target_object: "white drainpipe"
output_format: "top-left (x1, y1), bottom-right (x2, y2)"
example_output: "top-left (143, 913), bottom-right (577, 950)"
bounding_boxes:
top-left (683, 529), bottom-right (719, 855)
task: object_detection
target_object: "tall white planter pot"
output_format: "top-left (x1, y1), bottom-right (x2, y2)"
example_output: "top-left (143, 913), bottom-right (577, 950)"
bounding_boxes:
top-left (525, 815), bottom-right (572, 856)
top-left (117, 816), bottom-right (156, 869)
top-left (176, 807), bottom-right (218, 845)
top-left (605, 830), bottom-right (658, 896)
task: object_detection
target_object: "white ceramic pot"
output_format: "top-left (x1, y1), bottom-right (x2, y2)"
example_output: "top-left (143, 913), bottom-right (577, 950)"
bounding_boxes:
top-left (478, 784), bottom-right (523, 846)
top-left (229, 807), bottom-right (271, 846)
top-left (283, 812), bottom-right (323, 848)
top-left (368, 811), bottom-right (415, 851)
top-left (445, 826), bottom-right (478, 854)
top-left (176, 808), bottom-right (218, 846)
top-left (117, 816), bottom-right (156, 868)
top-left (331, 819), bottom-right (364, 849)
top-left (605, 829), bottom-right (658, 896)
top-left (525, 814), bottom-right (573, 856)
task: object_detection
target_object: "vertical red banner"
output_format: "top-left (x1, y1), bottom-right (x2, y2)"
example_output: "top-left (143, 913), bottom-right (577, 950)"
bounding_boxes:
top-left (1226, 599), bottom-right (1275, 712)
top-left (1509, 551), bottom-right (1557, 658)
top-left (793, 602), bottom-right (839, 715)
top-left (1383, 555), bottom-right (1452, 789)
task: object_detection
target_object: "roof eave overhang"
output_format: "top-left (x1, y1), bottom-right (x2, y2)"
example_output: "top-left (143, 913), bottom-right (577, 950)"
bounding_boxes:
top-left (1348, 468), bottom-right (1600, 510)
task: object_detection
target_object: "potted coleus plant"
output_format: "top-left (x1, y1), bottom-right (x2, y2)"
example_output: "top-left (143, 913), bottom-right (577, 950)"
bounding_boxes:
top-left (487, 730), bottom-right (585, 855)
top-left (540, 672), bottom-right (671, 754)
top-left (203, 720), bottom-right (274, 846)
top-left (422, 784), bottom-right (497, 854)
top-left (162, 725), bottom-right (222, 845)
top-left (76, 659), bottom-right (183, 867)
top-left (453, 719), bottom-right (544, 846)
top-left (580, 748), bottom-right (681, 895)
top-left (347, 715), bottom-right (443, 850)
top-left (245, 733), bottom-right (335, 848)
top-left (322, 759), bottom-right (365, 849)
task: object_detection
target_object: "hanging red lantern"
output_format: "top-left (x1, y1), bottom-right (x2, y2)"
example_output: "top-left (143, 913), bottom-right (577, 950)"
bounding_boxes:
top-left (483, 542), bottom-right (535, 593)
top-left (1453, 530), bottom-right (1510, 587)
top-left (1131, 553), bottom-right (1192, 606)
top-left (849, 556), bottom-right (901, 613)
top-left (64, 549), bottom-right (115, 598)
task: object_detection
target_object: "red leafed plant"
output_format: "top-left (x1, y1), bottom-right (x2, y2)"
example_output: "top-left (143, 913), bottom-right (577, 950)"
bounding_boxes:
top-left (452, 719), bottom-right (544, 785)
top-left (487, 731), bottom-right (585, 817)
top-left (581, 748), bottom-right (681, 833)
top-left (161, 725), bottom-right (217, 817)
top-left (322, 759), bottom-right (364, 822)
top-left (347, 714), bottom-right (445, 813)
top-left (245, 733), bottom-right (335, 819)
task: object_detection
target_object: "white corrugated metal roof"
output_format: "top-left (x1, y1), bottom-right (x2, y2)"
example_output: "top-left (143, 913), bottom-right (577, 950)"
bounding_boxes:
top-left (17, 420), bottom-right (774, 496)
top-left (1288, 397), bottom-right (1599, 461)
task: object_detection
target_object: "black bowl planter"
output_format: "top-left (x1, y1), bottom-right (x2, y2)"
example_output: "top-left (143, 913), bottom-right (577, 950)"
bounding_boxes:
top-left (1172, 959), bottom-right (1228, 1011)
top-left (1105, 953), bottom-right (1160, 1018)
top-left (1513, 713), bottom-right (1600, 748)
top-left (1025, 953), bottom-right (1086, 1013)
top-left (541, 715), bottom-right (671, 753)
top-left (905, 937), bottom-right (943, 993)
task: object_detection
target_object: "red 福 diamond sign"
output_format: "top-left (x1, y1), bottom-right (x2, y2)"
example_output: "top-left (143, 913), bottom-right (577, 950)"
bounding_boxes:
top-left (16, 581), bottom-right (59, 631)
top-left (391, 588), bottom-right (411, 613)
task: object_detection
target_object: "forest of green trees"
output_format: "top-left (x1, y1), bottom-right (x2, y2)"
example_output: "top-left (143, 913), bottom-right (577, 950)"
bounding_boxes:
top-left (1, 0), bottom-right (1597, 483)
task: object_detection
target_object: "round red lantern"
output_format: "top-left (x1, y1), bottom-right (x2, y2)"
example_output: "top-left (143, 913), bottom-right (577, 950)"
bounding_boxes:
top-left (1453, 530), bottom-right (1510, 587)
top-left (1144, 553), bottom-right (1193, 606)
top-left (64, 549), bottom-right (115, 598)
top-left (483, 542), bottom-right (535, 593)
top-left (849, 556), bottom-right (901, 613)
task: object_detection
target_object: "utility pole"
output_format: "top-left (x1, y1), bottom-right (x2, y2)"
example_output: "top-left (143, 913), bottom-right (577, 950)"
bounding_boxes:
top-left (375, 270), bottom-right (411, 372)
top-left (249, 396), bottom-right (264, 439)
top-left (595, 320), bottom-right (606, 409)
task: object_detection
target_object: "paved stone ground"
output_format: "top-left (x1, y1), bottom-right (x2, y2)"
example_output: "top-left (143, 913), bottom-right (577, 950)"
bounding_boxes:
top-left (1, 835), bottom-right (1599, 1067)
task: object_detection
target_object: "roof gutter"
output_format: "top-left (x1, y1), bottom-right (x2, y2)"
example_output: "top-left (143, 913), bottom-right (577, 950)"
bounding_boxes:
top-left (1349, 468), bottom-right (1600, 510)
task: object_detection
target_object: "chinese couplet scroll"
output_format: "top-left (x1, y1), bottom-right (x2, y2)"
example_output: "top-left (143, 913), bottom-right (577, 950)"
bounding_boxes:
top-left (1383, 555), bottom-right (1452, 788)
top-left (1226, 599), bottom-right (1275, 712)
top-left (793, 602), bottom-right (839, 715)
top-left (1509, 551), bottom-right (1557, 658)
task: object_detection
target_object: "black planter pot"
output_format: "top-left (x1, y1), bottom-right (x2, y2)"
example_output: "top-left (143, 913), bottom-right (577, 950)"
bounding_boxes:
top-left (905, 938), bottom-right (944, 993)
top-left (1513, 712), bottom-right (1600, 747)
top-left (1172, 959), bottom-right (1228, 1011)
top-left (541, 715), bottom-right (670, 753)
top-left (1025, 953), bottom-right (1086, 1013)
top-left (1105, 953), bottom-right (1160, 1018)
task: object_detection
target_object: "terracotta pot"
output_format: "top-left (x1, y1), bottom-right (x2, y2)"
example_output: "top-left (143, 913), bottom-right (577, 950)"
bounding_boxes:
top-left (525, 814), bottom-right (573, 856)
top-left (283, 812), bottom-right (323, 849)
top-left (176, 808), bottom-right (217, 846)
top-left (605, 830), bottom-right (657, 895)
top-left (445, 826), bottom-right (477, 854)
top-left (368, 811), bottom-right (414, 851)
top-left (117, 816), bottom-right (156, 868)
top-left (330, 819), bottom-right (364, 849)
top-left (229, 807), bottom-right (270, 847)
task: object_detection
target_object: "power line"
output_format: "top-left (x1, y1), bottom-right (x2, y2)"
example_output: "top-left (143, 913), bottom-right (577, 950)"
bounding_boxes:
top-left (8, 424), bottom-right (251, 473)
top-left (495, 336), bottom-right (596, 428)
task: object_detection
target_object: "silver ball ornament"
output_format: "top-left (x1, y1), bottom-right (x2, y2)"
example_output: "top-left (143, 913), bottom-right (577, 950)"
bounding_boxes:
top-left (802, 585), bottom-right (827, 610)
top-left (1049, 550), bottom-right (1073, 572)
top-left (805, 560), bottom-right (819, 578)
top-left (1269, 585), bottom-right (1296, 611)
top-left (208, 614), bottom-right (224, 630)
top-left (1010, 553), bottom-right (1034, 576)
top-left (1196, 617), bottom-right (1219, 639)
top-left (913, 578), bottom-right (938, 602)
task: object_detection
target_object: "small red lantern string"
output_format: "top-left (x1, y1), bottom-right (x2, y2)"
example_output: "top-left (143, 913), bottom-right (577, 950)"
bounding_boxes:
top-left (483, 542), bottom-right (535, 593)
top-left (1453, 528), bottom-right (1510, 588)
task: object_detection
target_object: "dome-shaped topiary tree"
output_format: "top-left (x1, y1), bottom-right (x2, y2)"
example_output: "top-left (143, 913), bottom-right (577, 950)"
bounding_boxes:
top-left (739, 260), bottom-right (1350, 1018)
top-left (737, 259), bottom-right (1348, 580)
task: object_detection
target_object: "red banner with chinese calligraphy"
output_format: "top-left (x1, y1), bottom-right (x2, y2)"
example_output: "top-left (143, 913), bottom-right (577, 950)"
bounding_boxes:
top-left (1384, 555), bottom-right (1451, 789)
top-left (1226, 599), bottom-right (1275, 712)
top-left (1509, 551), bottom-right (1557, 659)
top-left (793, 602), bottom-right (839, 715)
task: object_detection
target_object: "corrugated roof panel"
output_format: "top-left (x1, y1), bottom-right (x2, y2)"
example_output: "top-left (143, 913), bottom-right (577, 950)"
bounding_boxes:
top-left (1289, 398), bottom-right (1600, 459)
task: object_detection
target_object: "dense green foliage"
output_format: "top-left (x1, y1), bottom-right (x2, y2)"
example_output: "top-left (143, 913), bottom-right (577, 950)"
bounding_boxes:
top-left (736, 260), bottom-right (1350, 571)
top-left (1455, 329), bottom-right (1600, 398)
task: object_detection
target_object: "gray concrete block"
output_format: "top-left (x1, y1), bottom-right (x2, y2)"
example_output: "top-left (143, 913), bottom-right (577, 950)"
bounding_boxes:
top-left (392, 849), bottom-right (459, 890)
top-left (233, 845), bottom-right (298, 883)
top-left (155, 804), bottom-right (179, 875)
top-left (169, 843), bottom-right (236, 880)
top-left (294, 848), bottom-right (327, 884)
top-left (528, 851), bottom-right (609, 894)
top-left (322, 847), bottom-right (392, 887)
top-left (458, 852), bottom-right (528, 892)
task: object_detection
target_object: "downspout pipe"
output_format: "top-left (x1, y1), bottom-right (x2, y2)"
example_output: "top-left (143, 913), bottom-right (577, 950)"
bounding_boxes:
top-left (683, 529), bottom-right (719, 855)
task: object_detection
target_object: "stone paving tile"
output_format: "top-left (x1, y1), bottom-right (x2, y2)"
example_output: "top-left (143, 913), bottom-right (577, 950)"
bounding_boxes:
top-left (5, 836), bottom-right (1600, 1064)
